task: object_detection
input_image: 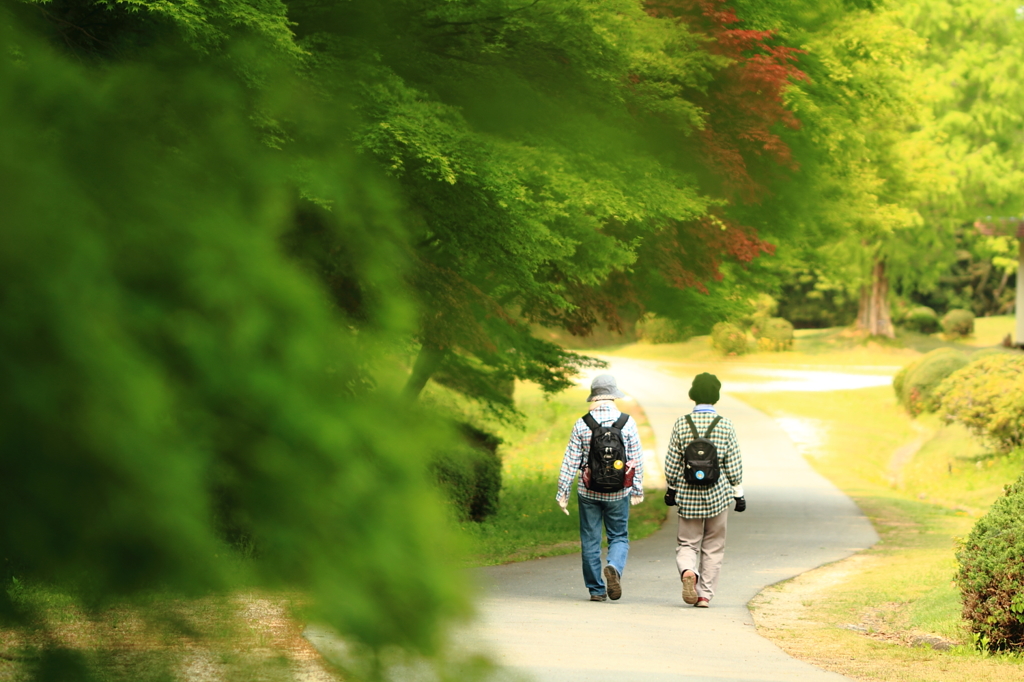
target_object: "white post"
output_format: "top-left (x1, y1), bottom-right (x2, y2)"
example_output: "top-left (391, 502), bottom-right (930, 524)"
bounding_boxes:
top-left (1017, 237), bottom-right (1024, 347)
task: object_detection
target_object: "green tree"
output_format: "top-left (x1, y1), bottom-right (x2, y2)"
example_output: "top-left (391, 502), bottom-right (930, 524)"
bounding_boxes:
top-left (286, 0), bottom-right (789, 409)
top-left (898, 0), bottom-right (1024, 342)
top-left (0, 14), bottom-right (466, 667)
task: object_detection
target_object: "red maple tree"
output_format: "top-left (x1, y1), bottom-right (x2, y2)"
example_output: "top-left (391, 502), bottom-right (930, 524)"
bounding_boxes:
top-left (647, 0), bottom-right (809, 203)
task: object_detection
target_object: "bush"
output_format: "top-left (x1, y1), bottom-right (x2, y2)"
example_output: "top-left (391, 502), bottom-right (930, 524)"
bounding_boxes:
top-left (756, 317), bottom-right (794, 352)
top-left (936, 353), bottom-right (1024, 452)
top-left (942, 308), bottom-right (975, 337)
top-left (956, 473), bottom-right (1024, 651)
top-left (894, 347), bottom-right (968, 416)
top-left (902, 306), bottom-right (940, 334)
top-left (637, 314), bottom-right (689, 344)
top-left (711, 322), bottom-right (748, 355)
top-left (430, 424), bottom-right (502, 522)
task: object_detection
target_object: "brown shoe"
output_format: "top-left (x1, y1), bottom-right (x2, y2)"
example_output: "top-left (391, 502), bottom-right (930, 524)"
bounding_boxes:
top-left (590, 593), bottom-right (607, 602)
top-left (681, 570), bottom-right (698, 605)
top-left (603, 565), bottom-right (622, 600)
top-left (695, 597), bottom-right (710, 608)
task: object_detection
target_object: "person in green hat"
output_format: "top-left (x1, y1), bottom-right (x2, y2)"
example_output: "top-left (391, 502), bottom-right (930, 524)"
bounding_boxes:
top-left (662, 372), bottom-right (745, 608)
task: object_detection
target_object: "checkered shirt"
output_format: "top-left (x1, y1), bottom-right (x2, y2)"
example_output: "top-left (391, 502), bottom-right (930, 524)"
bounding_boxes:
top-left (556, 402), bottom-right (644, 502)
top-left (663, 407), bottom-right (743, 519)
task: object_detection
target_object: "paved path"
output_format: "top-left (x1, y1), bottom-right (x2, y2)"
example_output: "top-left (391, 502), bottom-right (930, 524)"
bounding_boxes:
top-left (465, 357), bottom-right (878, 682)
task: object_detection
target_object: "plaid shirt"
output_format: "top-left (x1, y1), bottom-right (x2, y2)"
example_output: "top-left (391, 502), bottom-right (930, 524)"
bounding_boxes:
top-left (664, 406), bottom-right (743, 519)
top-left (556, 402), bottom-right (644, 502)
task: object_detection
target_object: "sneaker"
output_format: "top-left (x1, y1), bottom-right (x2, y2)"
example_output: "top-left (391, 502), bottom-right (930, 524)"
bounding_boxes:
top-left (590, 593), bottom-right (608, 602)
top-left (603, 565), bottom-right (622, 600)
top-left (681, 570), bottom-right (698, 605)
top-left (695, 597), bottom-right (710, 608)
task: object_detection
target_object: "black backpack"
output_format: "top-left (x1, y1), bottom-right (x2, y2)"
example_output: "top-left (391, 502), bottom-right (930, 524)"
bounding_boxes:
top-left (682, 415), bottom-right (722, 487)
top-left (581, 413), bottom-right (631, 493)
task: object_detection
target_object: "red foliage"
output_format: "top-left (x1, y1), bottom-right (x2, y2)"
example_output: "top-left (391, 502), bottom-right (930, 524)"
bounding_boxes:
top-left (537, 217), bottom-right (775, 336)
top-left (645, 216), bottom-right (774, 294)
top-left (646, 0), bottom-right (808, 202)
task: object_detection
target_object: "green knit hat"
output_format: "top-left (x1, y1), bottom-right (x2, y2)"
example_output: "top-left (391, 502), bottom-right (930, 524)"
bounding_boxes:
top-left (688, 372), bottom-right (721, 404)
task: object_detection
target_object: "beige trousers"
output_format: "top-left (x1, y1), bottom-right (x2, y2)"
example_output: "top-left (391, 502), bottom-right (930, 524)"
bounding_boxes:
top-left (675, 510), bottom-right (728, 600)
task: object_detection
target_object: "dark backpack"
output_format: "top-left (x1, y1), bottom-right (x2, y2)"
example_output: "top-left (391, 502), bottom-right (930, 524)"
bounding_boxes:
top-left (581, 413), bottom-right (631, 493)
top-left (682, 415), bottom-right (722, 487)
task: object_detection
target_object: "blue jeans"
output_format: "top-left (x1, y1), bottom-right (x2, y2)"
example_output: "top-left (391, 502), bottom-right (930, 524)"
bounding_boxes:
top-left (578, 494), bottom-right (630, 596)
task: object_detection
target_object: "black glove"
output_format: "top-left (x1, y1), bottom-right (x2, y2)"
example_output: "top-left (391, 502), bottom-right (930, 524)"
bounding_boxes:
top-left (734, 496), bottom-right (746, 513)
top-left (664, 488), bottom-right (677, 507)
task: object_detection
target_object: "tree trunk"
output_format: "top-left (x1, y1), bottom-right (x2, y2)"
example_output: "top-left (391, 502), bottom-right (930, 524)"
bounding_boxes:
top-left (404, 343), bottom-right (446, 399)
top-left (856, 258), bottom-right (895, 338)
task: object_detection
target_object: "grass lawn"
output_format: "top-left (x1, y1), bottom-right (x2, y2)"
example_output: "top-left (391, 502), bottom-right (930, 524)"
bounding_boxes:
top-left (601, 328), bottom-right (1024, 680)
top-left (739, 387), bottom-right (1024, 680)
top-left (459, 383), bottom-right (667, 566)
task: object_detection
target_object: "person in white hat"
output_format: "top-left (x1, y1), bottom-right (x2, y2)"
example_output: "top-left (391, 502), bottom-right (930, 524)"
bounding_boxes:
top-left (555, 373), bottom-right (644, 601)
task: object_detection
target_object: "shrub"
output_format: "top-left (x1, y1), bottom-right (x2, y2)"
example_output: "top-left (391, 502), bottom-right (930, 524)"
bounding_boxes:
top-left (895, 347), bottom-right (968, 416)
top-left (711, 322), bottom-right (748, 355)
top-left (756, 317), bottom-right (794, 351)
top-left (942, 308), bottom-right (975, 337)
top-left (956, 473), bottom-right (1024, 651)
top-left (430, 424), bottom-right (502, 521)
top-left (637, 314), bottom-right (688, 344)
top-left (902, 306), bottom-right (940, 334)
top-left (936, 353), bottom-right (1024, 452)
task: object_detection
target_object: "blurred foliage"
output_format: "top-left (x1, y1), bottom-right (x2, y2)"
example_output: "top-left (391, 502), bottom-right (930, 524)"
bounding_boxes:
top-left (775, 269), bottom-right (858, 329)
top-left (0, 7), bottom-right (468, 668)
top-left (956, 472), bottom-right (1024, 651)
top-left (893, 347), bottom-right (968, 416)
top-left (905, 228), bottom-right (1019, 319)
top-left (937, 353), bottom-right (1024, 452)
top-left (900, 306), bottom-right (940, 334)
top-left (756, 317), bottom-right (794, 351)
top-left (941, 308), bottom-right (976, 338)
top-left (710, 322), bottom-right (748, 355)
top-left (430, 425), bottom-right (503, 523)
top-left (636, 313), bottom-right (693, 344)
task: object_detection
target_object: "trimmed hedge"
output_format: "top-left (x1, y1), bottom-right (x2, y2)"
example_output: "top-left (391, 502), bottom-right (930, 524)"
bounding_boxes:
top-left (942, 308), bottom-right (975, 337)
top-left (903, 306), bottom-right (940, 334)
top-left (936, 353), bottom-right (1024, 452)
top-left (711, 322), bottom-right (748, 355)
top-left (893, 347), bottom-right (968, 416)
top-left (956, 474), bottom-right (1024, 651)
top-left (756, 317), bottom-right (794, 352)
top-left (430, 424), bottom-right (502, 522)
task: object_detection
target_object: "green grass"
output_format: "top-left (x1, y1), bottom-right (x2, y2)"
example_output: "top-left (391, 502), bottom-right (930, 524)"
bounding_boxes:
top-left (459, 383), bottom-right (667, 565)
top-left (970, 315), bottom-right (1017, 347)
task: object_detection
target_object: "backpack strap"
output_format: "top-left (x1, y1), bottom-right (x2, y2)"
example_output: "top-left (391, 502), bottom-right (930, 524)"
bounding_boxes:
top-left (611, 413), bottom-right (629, 431)
top-left (580, 413), bottom-right (600, 470)
top-left (703, 416), bottom-right (722, 439)
top-left (684, 415), bottom-right (700, 440)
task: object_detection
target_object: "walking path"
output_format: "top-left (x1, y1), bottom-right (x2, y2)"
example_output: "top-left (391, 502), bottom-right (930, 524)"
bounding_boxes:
top-left (465, 357), bottom-right (879, 681)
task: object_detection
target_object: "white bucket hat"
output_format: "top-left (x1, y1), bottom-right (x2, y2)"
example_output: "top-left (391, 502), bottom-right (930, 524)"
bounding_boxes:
top-left (587, 373), bottom-right (626, 402)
